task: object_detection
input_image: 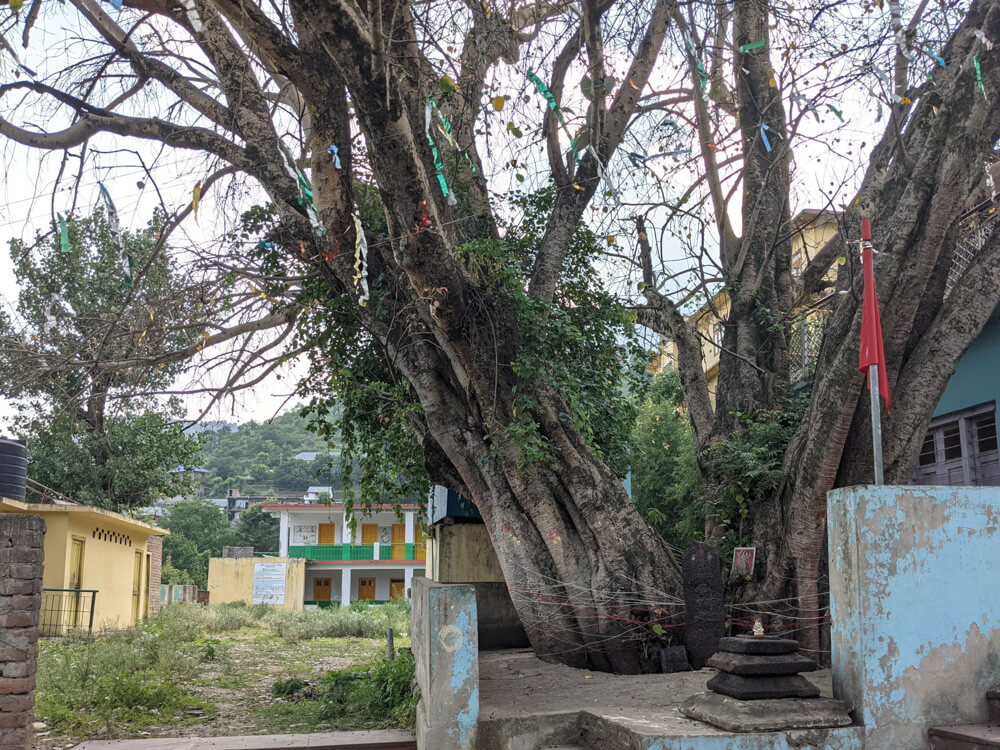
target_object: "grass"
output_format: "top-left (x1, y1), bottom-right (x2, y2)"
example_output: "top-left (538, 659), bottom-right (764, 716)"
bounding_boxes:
top-left (33, 600), bottom-right (414, 748)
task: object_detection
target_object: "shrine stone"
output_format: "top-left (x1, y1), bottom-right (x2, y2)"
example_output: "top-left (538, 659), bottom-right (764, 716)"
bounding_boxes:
top-left (681, 542), bottom-right (724, 669)
top-left (718, 635), bottom-right (797, 655)
top-left (660, 645), bottom-right (692, 673)
top-left (707, 671), bottom-right (821, 700)
top-left (707, 650), bottom-right (818, 676)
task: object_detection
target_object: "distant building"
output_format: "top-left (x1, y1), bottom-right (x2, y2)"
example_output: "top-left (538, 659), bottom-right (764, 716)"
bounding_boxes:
top-left (293, 451), bottom-right (325, 462)
top-left (261, 498), bottom-right (426, 606)
top-left (167, 466), bottom-right (210, 498)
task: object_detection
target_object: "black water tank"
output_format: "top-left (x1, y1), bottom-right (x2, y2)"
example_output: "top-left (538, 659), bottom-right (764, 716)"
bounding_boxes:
top-left (0, 437), bottom-right (27, 502)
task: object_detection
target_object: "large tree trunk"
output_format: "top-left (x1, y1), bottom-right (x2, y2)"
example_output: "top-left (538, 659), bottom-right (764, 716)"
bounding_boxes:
top-left (741, 0), bottom-right (1000, 652)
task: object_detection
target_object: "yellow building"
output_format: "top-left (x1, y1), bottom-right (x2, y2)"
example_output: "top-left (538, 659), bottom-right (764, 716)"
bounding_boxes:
top-left (0, 495), bottom-right (167, 633)
top-left (655, 209), bottom-right (840, 400)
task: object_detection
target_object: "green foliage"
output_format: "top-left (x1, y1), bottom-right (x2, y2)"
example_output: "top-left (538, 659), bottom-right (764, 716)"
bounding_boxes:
top-left (20, 410), bottom-right (201, 511)
top-left (161, 499), bottom-right (234, 587)
top-left (317, 650), bottom-right (417, 731)
top-left (232, 503), bottom-right (280, 555)
top-left (702, 390), bottom-right (808, 561)
top-left (272, 677), bottom-right (308, 698)
top-left (197, 409), bottom-right (349, 494)
top-left (284, 186), bottom-right (646, 519)
top-left (262, 600), bottom-right (411, 643)
top-left (1, 211), bottom-right (202, 511)
top-left (630, 371), bottom-right (704, 550)
top-left (160, 555), bottom-right (195, 585)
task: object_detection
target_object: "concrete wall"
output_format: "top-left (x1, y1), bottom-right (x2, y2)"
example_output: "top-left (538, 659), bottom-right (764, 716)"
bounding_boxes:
top-left (206, 557), bottom-right (305, 610)
top-left (828, 485), bottom-right (1000, 748)
top-left (412, 577), bottom-right (478, 750)
top-left (427, 524), bottom-right (504, 583)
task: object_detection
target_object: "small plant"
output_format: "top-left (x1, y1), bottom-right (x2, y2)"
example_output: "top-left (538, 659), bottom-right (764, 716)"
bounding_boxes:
top-left (272, 677), bottom-right (308, 699)
top-left (318, 650), bottom-right (417, 731)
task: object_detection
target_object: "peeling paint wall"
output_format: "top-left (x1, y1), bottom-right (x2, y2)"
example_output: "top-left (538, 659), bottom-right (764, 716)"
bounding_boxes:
top-left (412, 576), bottom-right (479, 750)
top-left (828, 485), bottom-right (1000, 749)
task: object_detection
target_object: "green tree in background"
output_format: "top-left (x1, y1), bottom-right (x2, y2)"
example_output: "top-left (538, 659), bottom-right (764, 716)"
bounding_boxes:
top-left (0, 211), bottom-right (202, 510)
top-left (630, 371), bottom-right (702, 552)
top-left (161, 499), bottom-right (234, 587)
top-left (233, 504), bottom-right (279, 555)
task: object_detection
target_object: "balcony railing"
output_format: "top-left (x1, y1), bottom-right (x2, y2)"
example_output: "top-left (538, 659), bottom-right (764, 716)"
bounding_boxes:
top-left (289, 542), bottom-right (425, 562)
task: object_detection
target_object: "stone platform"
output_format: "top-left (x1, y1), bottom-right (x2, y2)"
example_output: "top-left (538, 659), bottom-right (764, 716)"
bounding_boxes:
top-left (477, 649), bottom-right (862, 749)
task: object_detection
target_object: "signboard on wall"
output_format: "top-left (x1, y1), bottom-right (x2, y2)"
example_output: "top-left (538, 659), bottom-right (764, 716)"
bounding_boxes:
top-left (252, 562), bottom-right (287, 605)
top-left (292, 525), bottom-right (317, 545)
top-left (379, 526), bottom-right (392, 544)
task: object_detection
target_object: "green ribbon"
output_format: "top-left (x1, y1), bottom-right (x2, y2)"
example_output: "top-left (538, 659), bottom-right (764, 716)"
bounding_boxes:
top-left (827, 104), bottom-right (844, 122)
top-left (738, 39), bottom-right (766, 53)
top-left (428, 96), bottom-right (478, 175)
top-left (57, 213), bottom-right (70, 253)
top-left (526, 70), bottom-right (581, 164)
top-left (425, 99), bottom-right (454, 203)
top-left (276, 140), bottom-right (326, 236)
top-left (975, 55), bottom-right (987, 98)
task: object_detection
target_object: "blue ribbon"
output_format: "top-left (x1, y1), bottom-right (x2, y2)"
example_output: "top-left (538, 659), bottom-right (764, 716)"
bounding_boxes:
top-left (328, 145), bottom-right (341, 169)
top-left (110, 0), bottom-right (123, 10)
top-left (761, 123), bottom-right (772, 153)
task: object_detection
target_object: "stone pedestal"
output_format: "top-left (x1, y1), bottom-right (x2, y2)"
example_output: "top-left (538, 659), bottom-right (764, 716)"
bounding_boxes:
top-left (681, 635), bottom-right (851, 732)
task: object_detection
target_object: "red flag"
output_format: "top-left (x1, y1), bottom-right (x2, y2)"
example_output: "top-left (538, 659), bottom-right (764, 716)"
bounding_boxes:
top-left (858, 218), bottom-right (891, 414)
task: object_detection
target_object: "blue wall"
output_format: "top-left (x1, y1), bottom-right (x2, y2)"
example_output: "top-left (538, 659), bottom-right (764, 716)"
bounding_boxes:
top-left (933, 306), bottom-right (1000, 419)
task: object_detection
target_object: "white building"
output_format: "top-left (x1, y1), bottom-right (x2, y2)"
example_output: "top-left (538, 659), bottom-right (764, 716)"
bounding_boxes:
top-left (261, 500), bottom-right (426, 606)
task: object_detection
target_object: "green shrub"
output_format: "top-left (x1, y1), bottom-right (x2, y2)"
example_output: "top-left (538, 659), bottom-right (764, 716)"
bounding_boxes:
top-left (318, 650), bottom-right (417, 731)
top-left (263, 602), bottom-right (410, 643)
top-left (206, 603), bottom-right (259, 633)
top-left (272, 677), bottom-right (308, 698)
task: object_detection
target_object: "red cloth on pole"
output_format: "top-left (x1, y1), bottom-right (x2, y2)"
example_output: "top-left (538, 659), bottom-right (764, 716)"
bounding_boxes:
top-left (858, 218), bottom-right (891, 413)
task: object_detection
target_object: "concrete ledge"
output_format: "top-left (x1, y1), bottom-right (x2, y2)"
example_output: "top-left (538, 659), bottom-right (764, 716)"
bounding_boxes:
top-left (72, 730), bottom-right (416, 749)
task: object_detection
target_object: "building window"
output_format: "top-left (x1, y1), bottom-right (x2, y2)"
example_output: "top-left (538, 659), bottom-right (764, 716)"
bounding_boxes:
top-left (912, 403), bottom-right (1000, 487)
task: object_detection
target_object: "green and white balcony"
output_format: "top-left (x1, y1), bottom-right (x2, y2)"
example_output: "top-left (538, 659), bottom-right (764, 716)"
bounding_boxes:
top-left (288, 542), bottom-right (426, 562)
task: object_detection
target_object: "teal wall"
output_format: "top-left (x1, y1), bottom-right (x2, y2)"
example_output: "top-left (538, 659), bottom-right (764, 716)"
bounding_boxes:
top-left (933, 306), bottom-right (1000, 419)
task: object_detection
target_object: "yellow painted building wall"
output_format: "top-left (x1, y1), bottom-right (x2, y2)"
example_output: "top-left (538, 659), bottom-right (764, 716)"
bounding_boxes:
top-left (0, 501), bottom-right (165, 630)
top-left (207, 557), bottom-right (306, 610)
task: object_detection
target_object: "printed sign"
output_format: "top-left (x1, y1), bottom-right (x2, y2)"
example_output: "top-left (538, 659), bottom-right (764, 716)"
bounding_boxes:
top-left (292, 525), bottom-right (317, 545)
top-left (732, 547), bottom-right (756, 580)
top-left (252, 562), bottom-right (287, 605)
top-left (379, 526), bottom-right (392, 544)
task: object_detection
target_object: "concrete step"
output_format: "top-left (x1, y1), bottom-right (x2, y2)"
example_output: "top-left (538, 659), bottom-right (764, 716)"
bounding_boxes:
top-left (929, 724), bottom-right (1000, 750)
top-left (72, 730), bottom-right (417, 750)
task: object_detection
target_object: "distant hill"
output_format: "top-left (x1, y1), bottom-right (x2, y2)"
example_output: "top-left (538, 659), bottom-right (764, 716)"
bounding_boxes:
top-left (197, 408), bottom-right (350, 494)
top-left (184, 420), bottom-right (237, 434)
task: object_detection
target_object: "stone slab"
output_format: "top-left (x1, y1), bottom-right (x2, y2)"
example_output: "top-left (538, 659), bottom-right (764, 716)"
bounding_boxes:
top-left (707, 671), bottom-right (820, 700)
top-left (660, 645), bottom-right (692, 673)
top-left (682, 542), bottom-right (724, 669)
top-left (718, 636), bottom-right (798, 655)
top-left (929, 724), bottom-right (1000, 749)
top-left (706, 650), bottom-right (818, 676)
top-left (680, 691), bottom-right (853, 732)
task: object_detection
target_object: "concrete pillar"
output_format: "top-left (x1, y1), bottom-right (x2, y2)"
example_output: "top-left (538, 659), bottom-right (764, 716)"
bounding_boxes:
top-left (404, 568), bottom-right (414, 598)
top-left (829, 485), bottom-right (1000, 748)
top-left (412, 577), bottom-right (478, 750)
top-left (342, 512), bottom-right (354, 545)
top-left (0, 514), bottom-right (45, 750)
top-left (340, 569), bottom-right (352, 605)
top-left (278, 512), bottom-right (289, 557)
top-left (405, 512), bottom-right (415, 544)
top-left (146, 535), bottom-right (163, 614)
top-left (373, 542), bottom-right (380, 560)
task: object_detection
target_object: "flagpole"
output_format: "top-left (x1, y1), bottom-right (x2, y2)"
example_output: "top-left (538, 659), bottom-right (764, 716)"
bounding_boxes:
top-left (868, 363), bottom-right (885, 485)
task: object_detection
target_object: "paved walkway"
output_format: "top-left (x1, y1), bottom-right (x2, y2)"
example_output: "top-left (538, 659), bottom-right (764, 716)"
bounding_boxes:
top-left (72, 730), bottom-right (415, 750)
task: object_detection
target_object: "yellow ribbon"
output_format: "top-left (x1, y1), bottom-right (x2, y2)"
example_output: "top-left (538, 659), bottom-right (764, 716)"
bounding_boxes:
top-left (353, 214), bottom-right (369, 306)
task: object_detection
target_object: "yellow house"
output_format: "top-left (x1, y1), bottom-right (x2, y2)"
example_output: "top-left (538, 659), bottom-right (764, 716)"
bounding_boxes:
top-left (654, 209), bottom-right (841, 400)
top-left (0, 495), bottom-right (167, 633)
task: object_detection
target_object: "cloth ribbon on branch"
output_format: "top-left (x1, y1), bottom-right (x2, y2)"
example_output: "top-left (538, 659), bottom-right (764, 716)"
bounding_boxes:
top-left (328, 145), bottom-right (341, 169)
top-left (858, 217), bottom-right (891, 413)
top-left (352, 213), bottom-right (369, 306)
top-left (277, 140), bottom-right (326, 236)
top-left (680, 28), bottom-right (710, 102)
top-left (888, 0), bottom-right (915, 62)
top-left (526, 70), bottom-right (582, 164)
top-left (424, 99), bottom-right (457, 206)
top-left (57, 213), bottom-right (70, 253)
top-left (975, 55), bottom-right (987, 99)
top-left (760, 123), bottom-right (774, 152)
top-left (109, 0), bottom-right (123, 10)
top-left (428, 96), bottom-right (479, 175)
top-left (179, 0), bottom-right (206, 32)
top-left (97, 182), bottom-right (134, 287)
top-left (738, 39), bottom-right (766, 54)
